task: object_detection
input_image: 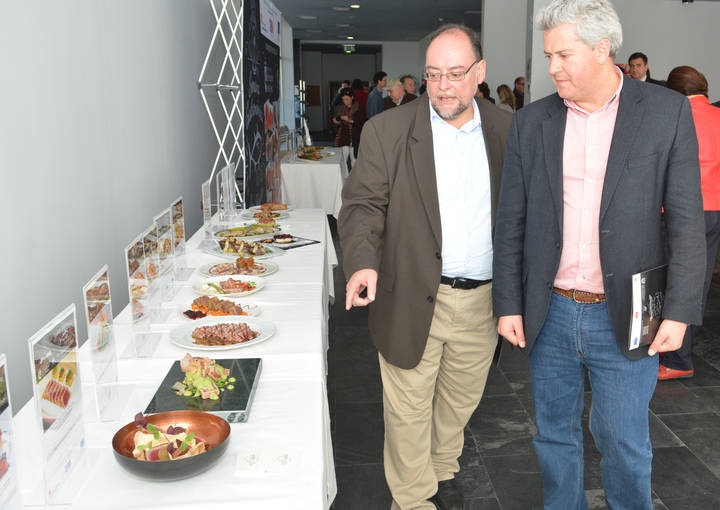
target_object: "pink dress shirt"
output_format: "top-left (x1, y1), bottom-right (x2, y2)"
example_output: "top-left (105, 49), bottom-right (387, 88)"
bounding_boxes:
top-left (554, 69), bottom-right (624, 294)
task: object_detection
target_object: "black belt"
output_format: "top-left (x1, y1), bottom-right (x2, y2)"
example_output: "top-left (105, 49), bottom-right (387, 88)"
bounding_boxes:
top-left (440, 275), bottom-right (492, 290)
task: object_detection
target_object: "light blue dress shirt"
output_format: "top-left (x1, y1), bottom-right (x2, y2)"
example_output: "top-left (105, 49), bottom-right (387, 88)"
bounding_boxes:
top-left (429, 98), bottom-right (493, 280)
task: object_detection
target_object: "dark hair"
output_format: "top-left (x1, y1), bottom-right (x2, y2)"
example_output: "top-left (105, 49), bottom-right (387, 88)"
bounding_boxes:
top-left (514, 76), bottom-right (525, 86)
top-left (666, 66), bottom-right (708, 97)
top-left (628, 52), bottom-right (648, 64)
top-left (339, 87), bottom-right (354, 98)
top-left (400, 75), bottom-right (415, 84)
top-left (373, 71), bottom-right (387, 85)
top-left (477, 82), bottom-right (491, 98)
top-left (351, 78), bottom-right (363, 90)
top-left (425, 23), bottom-right (483, 60)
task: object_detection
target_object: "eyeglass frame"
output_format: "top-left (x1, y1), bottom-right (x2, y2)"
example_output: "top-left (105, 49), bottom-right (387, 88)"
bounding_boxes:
top-left (424, 60), bottom-right (481, 82)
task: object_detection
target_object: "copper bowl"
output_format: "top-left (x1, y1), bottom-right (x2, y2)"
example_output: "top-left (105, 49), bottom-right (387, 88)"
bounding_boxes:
top-left (111, 410), bottom-right (231, 481)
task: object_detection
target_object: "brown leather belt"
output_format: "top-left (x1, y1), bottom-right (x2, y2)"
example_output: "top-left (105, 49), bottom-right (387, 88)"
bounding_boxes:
top-left (553, 287), bottom-right (606, 303)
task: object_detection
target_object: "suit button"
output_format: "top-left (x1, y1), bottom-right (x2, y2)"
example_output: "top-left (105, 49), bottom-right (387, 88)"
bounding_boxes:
top-left (547, 282), bottom-right (552, 289)
top-left (427, 296), bottom-right (434, 303)
top-left (435, 252), bottom-right (441, 260)
top-left (555, 242), bottom-right (560, 249)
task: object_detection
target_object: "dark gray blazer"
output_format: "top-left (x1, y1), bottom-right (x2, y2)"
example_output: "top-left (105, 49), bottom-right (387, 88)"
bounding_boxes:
top-left (340, 95), bottom-right (512, 369)
top-left (492, 76), bottom-right (706, 360)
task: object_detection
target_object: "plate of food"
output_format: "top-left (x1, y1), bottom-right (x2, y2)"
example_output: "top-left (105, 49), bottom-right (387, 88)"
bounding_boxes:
top-left (191, 276), bottom-right (264, 298)
top-left (203, 238), bottom-right (281, 260)
top-left (248, 202), bottom-right (292, 212)
top-left (212, 222), bottom-right (281, 239)
top-left (240, 209), bottom-right (290, 220)
top-left (169, 317), bottom-right (276, 351)
top-left (111, 410), bottom-right (231, 481)
top-left (198, 257), bottom-right (278, 277)
top-left (180, 296), bottom-right (260, 321)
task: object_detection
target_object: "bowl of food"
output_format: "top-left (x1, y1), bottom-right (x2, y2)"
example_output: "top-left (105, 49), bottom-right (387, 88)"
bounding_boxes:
top-left (111, 411), bottom-right (231, 481)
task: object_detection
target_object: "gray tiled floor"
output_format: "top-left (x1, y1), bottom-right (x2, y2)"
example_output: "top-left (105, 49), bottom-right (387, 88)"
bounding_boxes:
top-left (327, 218), bottom-right (720, 509)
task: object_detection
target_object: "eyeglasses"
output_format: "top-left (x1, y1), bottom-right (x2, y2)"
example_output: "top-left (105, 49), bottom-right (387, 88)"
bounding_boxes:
top-left (424, 60), bottom-right (479, 82)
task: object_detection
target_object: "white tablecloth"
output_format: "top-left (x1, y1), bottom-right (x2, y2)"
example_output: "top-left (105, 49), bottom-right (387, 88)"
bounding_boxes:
top-left (280, 152), bottom-right (348, 218)
top-left (15, 209), bottom-right (337, 509)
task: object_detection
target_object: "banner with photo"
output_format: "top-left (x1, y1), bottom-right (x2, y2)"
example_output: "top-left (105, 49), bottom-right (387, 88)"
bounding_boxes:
top-left (244, 0), bottom-right (281, 206)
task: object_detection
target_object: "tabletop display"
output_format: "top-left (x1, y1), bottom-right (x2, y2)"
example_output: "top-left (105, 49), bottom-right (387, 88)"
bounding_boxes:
top-left (0, 355), bottom-right (22, 510)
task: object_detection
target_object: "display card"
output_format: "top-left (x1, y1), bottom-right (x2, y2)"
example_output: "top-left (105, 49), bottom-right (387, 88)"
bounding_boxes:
top-left (141, 223), bottom-right (166, 317)
top-left (123, 233), bottom-right (147, 324)
top-left (28, 305), bottom-right (86, 505)
top-left (153, 209), bottom-right (180, 302)
top-left (0, 355), bottom-right (22, 509)
top-left (202, 178), bottom-right (212, 230)
top-left (171, 196), bottom-right (194, 281)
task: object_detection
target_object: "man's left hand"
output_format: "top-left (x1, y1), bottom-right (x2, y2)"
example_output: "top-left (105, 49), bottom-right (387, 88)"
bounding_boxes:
top-left (648, 319), bottom-right (688, 356)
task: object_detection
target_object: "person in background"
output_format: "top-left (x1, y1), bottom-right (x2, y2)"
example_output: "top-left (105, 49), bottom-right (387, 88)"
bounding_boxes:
top-left (352, 78), bottom-right (368, 117)
top-left (628, 52), bottom-right (665, 85)
top-left (496, 84), bottom-right (516, 112)
top-left (332, 87), bottom-right (363, 170)
top-left (401, 74), bottom-right (417, 96)
top-left (660, 66), bottom-right (720, 380)
top-left (493, 0), bottom-right (705, 508)
top-left (366, 71), bottom-right (387, 119)
top-left (513, 76), bottom-right (525, 108)
top-left (475, 81), bottom-right (495, 103)
top-left (384, 78), bottom-right (416, 110)
top-left (332, 80), bottom-right (352, 108)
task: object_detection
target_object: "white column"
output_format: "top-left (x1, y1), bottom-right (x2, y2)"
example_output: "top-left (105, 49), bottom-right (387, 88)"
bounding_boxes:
top-left (481, 0), bottom-right (529, 94)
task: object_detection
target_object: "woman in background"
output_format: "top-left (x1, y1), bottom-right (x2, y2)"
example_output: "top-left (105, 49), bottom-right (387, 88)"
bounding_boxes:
top-left (661, 66), bottom-right (720, 379)
top-left (332, 87), bottom-right (363, 170)
top-left (496, 84), bottom-right (516, 112)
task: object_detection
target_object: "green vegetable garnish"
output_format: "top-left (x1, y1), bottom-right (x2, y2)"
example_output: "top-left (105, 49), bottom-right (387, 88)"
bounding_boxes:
top-left (146, 423), bottom-right (160, 439)
top-left (207, 283), bottom-right (226, 294)
top-left (179, 432), bottom-right (195, 453)
top-left (227, 384), bottom-right (234, 390)
top-left (228, 377), bottom-right (236, 383)
top-left (137, 442), bottom-right (152, 451)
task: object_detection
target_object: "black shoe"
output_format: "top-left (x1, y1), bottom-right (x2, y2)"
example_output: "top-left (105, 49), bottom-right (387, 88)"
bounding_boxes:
top-left (435, 478), bottom-right (464, 510)
top-left (427, 493), bottom-right (442, 509)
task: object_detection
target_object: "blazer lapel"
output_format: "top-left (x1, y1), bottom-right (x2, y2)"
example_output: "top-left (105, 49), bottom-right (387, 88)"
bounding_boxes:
top-left (409, 97), bottom-right (442, 246)
top-left (476, 98), bottom-right (500, 230)
top-left (542, 96), bottom-right (567, 233)
top-left (600, 77), bottom-right (644, 223)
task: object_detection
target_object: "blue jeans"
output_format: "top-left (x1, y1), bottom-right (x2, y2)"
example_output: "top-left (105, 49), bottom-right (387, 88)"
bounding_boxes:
top-left (529, 293), bottom-right (659, 510)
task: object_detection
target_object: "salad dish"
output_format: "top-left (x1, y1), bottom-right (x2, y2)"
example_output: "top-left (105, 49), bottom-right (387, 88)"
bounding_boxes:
top-left (213, 222), bottom-right (280, 239)
top-left (111, 410), bottom-right (230, 481)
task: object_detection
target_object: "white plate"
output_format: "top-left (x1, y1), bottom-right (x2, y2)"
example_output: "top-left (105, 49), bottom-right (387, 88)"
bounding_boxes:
top-left (212, 222), bottom-right (282, 240)
top-left (192, 276), bottom-right (265, 297)
top-left (202, 241), bottom-right (281, 260)
top-left (240, 210), bottom-right (290, 220)
top-left (198, 260), bottom-right (279, 278)
top-left (169, 317), bottom-right (277, 351)
top-left (178, 301), bottom-right (261, 321)
top-left (249, 205), bottom-right (293, 213)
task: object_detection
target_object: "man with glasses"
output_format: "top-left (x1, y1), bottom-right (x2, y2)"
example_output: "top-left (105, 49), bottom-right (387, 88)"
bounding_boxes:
top-left (339, 24), bottom-right (511, 510)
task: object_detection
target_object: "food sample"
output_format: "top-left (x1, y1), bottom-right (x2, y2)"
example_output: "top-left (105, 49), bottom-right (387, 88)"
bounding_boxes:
top-left (189, 296), bottom-right (251, 317)
top-left (161, 238), bottom-right (172, 256)
top-left (199, 278), bottom-right (256, 295)
top-left (216, 223), bottom-right (277, 238)
top-left (259, 202), bottom-right (288, 211)
top-left (42, 379), bottom-right (71, 408)
top-left (273, 234), bottom-right (294, 244)
top-left (183, 309), bottom-right (207, 320)
top-left (171, 353), bottom-right (236, 400)
top-left (252, 211), bottom-right (281, 221)
top-left (207, 257), bottom-right (267, 276)
top-left (86, 282), bottom-right (110, 302)
top-left (298, 147), bottom-right (324, 160)
top-left (50, 326), bottom-right (76, 348)
top-left (218, 239), bottom-right (268, 256)
top-left (191, 322), bottom-right (259, 346)
top-left (127, 259), bottom-right (140, 277)
top-left (131, 284), bottom-right (147, 298)
top-left (131, 413), bottom-right (206, 461)
top-left (87, 302), bottom-right (105, 323)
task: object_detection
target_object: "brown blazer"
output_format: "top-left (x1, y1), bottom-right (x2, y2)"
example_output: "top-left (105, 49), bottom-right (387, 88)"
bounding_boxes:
top-left (384, 93), bottom-right (417, 110)
top-left (339, 95), bottom-right (512, 369)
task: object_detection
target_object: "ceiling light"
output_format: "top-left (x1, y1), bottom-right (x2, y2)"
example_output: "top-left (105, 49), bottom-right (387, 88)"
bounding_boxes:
top-left (306, 29), bottom-right (322, 33)
top-left (299, 15), bottom-right (317, 20)
top-left (332, 7), bottom-right (350, 11)
top-left (336, 23), bottom-right (351, 27)
top-left (350, 4), bottom-right (360, 7)
top-left (346, 36), bottom-right (354, 40)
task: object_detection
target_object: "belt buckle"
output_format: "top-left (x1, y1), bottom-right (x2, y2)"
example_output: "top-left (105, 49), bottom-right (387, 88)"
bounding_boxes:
top-left (451, 278), bottom-right (461, 289)
top-left (571, 289), bottom-right (580, 303)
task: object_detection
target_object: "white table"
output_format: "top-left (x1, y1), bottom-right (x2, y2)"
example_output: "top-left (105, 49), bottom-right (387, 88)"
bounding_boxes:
top-left (15, 209), bottom-right (337, 509)
top-left (280, 152), bottom-right (348, 218)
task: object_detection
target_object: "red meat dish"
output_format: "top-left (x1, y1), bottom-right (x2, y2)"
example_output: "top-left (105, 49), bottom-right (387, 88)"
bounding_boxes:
top-left (42, 380), bottom-right (70, 408)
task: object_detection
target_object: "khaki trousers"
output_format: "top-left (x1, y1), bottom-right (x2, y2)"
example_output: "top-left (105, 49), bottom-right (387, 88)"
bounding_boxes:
top-left (379, 283), bottom-right (498, 510)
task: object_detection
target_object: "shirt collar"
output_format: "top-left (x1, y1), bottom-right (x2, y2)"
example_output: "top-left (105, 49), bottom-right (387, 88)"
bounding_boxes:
top-left (563, 65), bottom-right (624, 115)
top-left (429, 97), bottom-right (481, 132)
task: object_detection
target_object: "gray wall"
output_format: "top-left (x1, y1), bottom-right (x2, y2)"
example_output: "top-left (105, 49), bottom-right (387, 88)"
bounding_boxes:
top-left (0, 1), bottom-right (217, 411)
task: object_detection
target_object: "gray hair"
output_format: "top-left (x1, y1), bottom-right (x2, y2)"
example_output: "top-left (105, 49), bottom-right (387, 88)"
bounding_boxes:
top-left (536, 0), bottom-right (623, 57)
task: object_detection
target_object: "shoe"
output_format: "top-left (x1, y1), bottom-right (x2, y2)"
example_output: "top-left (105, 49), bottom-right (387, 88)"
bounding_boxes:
top-left (658, 365), bottom-right (694, 380)
top-left (435, 478), bottom-right (464, 510)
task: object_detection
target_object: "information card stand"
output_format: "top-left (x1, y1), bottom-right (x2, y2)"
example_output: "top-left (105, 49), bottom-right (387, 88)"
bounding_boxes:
top-left (123, 234), bottom-right (161, 358)
top-left (143, 223), bottom-right (171, 323)
top-left (0, 355), bottom-right (22, 510)
top-left (202, 178), bottom-right (214, 250)
top-left (28, 306), bottom-right (88, 505)
top-left (82, 266), bottom-right (131, 422)
top-left (172, 196), bottom-right (194, 281)
top-left (153, 208), bottom-right (180, 302)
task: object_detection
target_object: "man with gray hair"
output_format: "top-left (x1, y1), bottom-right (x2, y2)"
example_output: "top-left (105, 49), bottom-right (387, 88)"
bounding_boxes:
top-left (493, 0), bottom-right (705, 508)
